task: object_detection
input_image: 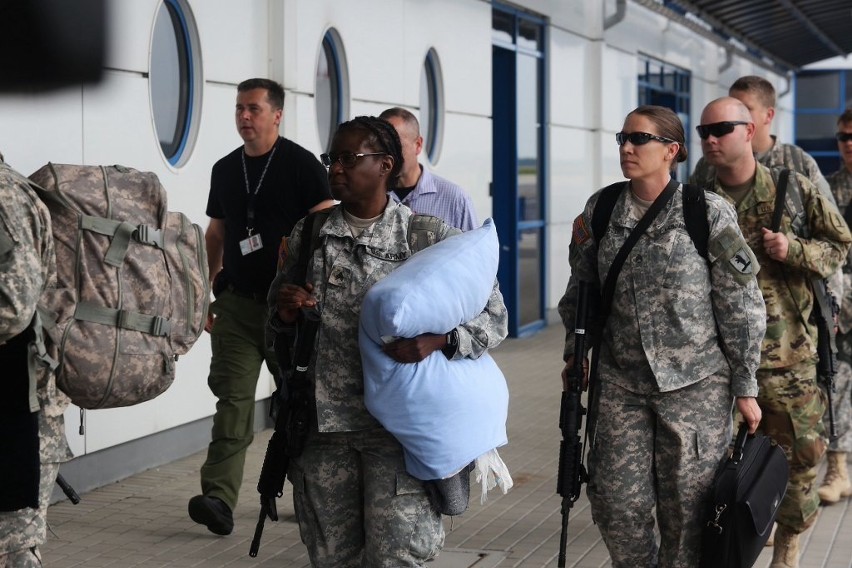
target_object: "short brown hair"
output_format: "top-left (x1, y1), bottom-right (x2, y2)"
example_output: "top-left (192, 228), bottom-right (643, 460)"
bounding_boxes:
top-left (729, 76), bottom-right (775, 108)
top-left (627, 105), bottom-right (688, 168)
top-left (838, 108), bottom-right (852, 128)
top-left (237, 78), bottom-right (285, 110)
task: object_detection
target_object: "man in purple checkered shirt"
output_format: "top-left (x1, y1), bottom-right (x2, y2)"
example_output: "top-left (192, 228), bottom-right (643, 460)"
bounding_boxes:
top-left (380, 107), bottom-right (478, 231)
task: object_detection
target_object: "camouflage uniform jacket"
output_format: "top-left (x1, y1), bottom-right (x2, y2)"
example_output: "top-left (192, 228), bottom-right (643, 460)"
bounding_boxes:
top-left (0, 158), bottom-right (70, 457)
top-left (559, 183), bottom-right (766, 397)
top-left (713, 164), bottom-right (852, 368)
top-left (691, 136), bottom-right (835, 206)
top-left (828, 167), bottom-right (852, 332)
top-left (268, 200), bottom-right (508, 432)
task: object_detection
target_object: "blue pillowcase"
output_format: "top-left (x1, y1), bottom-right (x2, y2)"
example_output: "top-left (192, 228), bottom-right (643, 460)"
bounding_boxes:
top-left (359, 218), bottom-right (509, 480)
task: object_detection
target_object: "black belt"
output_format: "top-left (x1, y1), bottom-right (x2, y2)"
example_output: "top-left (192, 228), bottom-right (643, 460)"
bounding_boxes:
top-left (225, 283), bottom-right (266, 303)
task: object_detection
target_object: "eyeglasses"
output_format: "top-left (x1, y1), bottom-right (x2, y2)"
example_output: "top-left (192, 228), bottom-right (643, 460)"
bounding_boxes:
top-left (835, 132), bottom-right (852, 143)
top-left (320, 152), bottom-right (386, 168)
top-left (696, 121), bottom-right (749, 140)
top-left (615, 132), bottom-right (676, 146)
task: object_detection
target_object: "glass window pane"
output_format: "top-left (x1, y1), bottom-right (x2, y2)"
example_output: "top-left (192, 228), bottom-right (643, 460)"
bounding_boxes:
top-left (316, 34), bottom-right (340, 151)
top-left (419, 50), bottom-right (442, 163)
top-left (518, 19), bottom-right (540, 51)
top-left (797, 72), bottom-right (840, 110)
top-left (492, 10), bottom-right (514, 44)
top-left (518, 228), bottom-right (542, 327)
top-left (517, 54), bottom-right (541, 222)
top-left (151, 0), bottom-right (189, 161)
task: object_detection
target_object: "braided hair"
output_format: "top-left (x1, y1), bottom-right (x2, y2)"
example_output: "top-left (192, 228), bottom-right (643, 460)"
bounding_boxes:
top-left (334, 116), bottom-right (404, 189)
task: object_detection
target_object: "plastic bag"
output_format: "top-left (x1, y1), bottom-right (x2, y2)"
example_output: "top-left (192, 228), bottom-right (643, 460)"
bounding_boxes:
top-left (474, 448), bottom-right (513, 504)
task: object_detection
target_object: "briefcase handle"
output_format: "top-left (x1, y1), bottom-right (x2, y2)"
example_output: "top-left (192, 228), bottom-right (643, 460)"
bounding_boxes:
top-left (731, 424), bottom-right (750, 465)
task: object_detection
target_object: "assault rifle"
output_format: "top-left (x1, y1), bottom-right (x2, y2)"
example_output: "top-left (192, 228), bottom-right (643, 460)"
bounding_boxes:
top-left (556, 281), bottom-right (592, 568)
top-left (249, 305), bottom-right (322, 558)
top-left (813, 281), bottom-right (839, 441)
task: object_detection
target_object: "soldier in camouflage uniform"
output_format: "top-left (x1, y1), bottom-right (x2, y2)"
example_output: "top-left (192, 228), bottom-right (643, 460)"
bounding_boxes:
top-left (818, 108), bottom-right (852, 505)
top-left (559, 106), bottom-right (765, 568)
top-left (690, 75), bottom-right (835, 206)
top-left (0, 155), bottom-right (72, 567)
top-left (268, 117), bottom-right (508, 567)
top-left (698, 97), bottom-right (852, 568)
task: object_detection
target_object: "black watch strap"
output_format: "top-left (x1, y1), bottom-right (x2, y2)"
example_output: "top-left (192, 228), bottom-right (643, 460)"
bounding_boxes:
top-left (442, 329), bottom-right (459, 359)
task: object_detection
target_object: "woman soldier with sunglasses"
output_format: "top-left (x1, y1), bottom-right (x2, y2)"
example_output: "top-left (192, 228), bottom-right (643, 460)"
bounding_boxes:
top-left (558, 105), bottom-right (766, 567)
top-left (267, 116), bottom-right (508, 567)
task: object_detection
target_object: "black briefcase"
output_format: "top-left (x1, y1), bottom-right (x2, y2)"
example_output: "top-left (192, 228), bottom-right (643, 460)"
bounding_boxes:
top-left (699, 424), bottom-right (789, 568)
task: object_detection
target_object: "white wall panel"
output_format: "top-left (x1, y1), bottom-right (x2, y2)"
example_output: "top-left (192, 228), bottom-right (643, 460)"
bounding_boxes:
top-left (600, 47), bottom-right (637, 134)
top-left (105, 0), bottom-right (157, 73)
top-left (547, 126), bottom-right (597, 309)
top-left (549, 29), bottom-right (595, 130)
top-left (515, 0), bottom-right (602, 39)
top-left (192, 0), bottom-right (269, 84)
top-left (0, 89), bottom-right (85, 174)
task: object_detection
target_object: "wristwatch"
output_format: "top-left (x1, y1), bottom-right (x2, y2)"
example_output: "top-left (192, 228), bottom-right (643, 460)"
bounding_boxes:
top-left (442, 329), bottom-right (459, 359)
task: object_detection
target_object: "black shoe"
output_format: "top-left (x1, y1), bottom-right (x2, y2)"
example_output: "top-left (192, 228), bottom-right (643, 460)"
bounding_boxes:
top-left (188, 495), bottom-right (234, 535)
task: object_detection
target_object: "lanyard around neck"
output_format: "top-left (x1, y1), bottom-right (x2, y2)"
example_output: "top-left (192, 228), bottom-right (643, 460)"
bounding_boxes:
top-left (241, 138), bottom-right (279, 235)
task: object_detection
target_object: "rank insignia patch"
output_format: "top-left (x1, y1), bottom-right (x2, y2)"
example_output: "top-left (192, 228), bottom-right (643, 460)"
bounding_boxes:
top-left (572, 215), bottom-right (590, 245)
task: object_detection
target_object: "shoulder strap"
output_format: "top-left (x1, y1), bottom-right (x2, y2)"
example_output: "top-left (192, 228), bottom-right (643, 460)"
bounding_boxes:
top-left (788, 145), bottom-right (804, 178)
top-left (771, 169), bottom-right (791, 233)
top-left (407, 214), bottom-right (443, 253)
top-left (295, 210), bottom-right (330, 286)
top-left (682, 183), bottom-right (710, 260)
top-left (599, 178), bottom-right (679, 319)
top-left (591, 182), bottom-right (628, 243)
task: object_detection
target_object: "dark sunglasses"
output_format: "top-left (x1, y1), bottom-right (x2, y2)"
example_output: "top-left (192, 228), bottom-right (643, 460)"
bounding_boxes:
top-left (835, 132), bottom-right (852, 143)
top-left (320, 152), bottom-right (386, 168)
top-left (615, 131), bottom-right (676, 146)
top-left (696, 121), bottom-right (749, 140)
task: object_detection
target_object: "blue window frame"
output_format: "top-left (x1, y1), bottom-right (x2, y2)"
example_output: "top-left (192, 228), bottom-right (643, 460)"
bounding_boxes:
top-left (316, 29), bottom-right (347, 152)
top-left (150, 0), bottom-right (200, 167)
top-left (637, 55), bottom-right (691, 180)
top-left (794, 70), bottom-right (852, 175)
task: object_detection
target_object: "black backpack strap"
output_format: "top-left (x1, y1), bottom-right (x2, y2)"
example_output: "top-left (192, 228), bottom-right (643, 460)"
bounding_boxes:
top-left (294, 210), bottom-right (330, 286)
top-left (771, 169), bottom-right (791, 234)
top-left (591, 182), bottom-right (629, 243)
top-left (681, 183), bottom-right (710, 260)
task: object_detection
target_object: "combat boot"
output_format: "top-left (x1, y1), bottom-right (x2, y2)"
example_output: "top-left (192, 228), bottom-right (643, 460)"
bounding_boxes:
top-left (818, 451), bottom-right (852, 504)
top-left (769, 525), bottom-right (799, 568)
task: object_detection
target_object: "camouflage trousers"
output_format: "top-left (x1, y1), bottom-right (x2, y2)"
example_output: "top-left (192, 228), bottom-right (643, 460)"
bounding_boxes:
top-left (586, 373), bottom-right (732, 568)
top-left (289, 426), bottom-right (444, 567)
top-left (0, 461), bottom-right (59, 568)
top-left (201, 291), bottom-right (279, 510)
top-left (826, 331), bottom-right (852, 452)
top-left (756, 360), bottom-right (827, 533)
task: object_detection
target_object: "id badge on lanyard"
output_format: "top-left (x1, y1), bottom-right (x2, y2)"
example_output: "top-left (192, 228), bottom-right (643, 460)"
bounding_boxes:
top-left (240, 140), bottom-right (278, 256)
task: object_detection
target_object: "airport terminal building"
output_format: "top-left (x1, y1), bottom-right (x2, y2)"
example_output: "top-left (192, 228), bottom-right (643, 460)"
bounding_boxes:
top-left (1, 0), bottom-right (848, 493)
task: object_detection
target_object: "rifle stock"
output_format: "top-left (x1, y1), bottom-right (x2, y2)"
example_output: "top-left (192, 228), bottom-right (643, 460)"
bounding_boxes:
top-left (250, 305), bottom-right (322, 558)
top-left (557, 281), bottom-right (592, 567)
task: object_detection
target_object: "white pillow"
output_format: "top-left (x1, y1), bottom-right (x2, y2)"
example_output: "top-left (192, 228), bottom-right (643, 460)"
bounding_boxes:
top-left (359, 218), bottom-right (509, 480)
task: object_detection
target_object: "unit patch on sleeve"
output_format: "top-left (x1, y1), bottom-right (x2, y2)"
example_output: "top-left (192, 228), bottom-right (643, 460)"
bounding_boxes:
top-left (572, 214), bottom-right (591, 245)
top-left (728, 247), bottom-right (754, 275)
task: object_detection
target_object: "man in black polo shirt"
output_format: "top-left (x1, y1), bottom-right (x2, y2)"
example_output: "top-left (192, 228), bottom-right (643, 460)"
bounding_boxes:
top-left (189, 78), bottom-right (333, 535)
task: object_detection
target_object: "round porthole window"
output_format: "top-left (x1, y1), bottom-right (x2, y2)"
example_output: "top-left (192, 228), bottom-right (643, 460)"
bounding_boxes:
top-left (420, 49), bottom-right (444, 164)
top-left (315, 29), bottom-right (349, 151)
top-left (150, 0), bottom-right (202, 167)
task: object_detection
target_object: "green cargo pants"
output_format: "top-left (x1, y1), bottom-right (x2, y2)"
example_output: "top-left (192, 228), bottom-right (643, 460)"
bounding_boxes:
top-left (200, 289), bottom-right (279, 509)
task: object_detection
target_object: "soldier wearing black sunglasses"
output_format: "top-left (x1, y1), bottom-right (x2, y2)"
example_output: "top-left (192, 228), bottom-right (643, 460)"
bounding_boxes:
top-left (699, 95), bottom-right (852, 567)
top-left (690, 76), bottom-right (835, 208)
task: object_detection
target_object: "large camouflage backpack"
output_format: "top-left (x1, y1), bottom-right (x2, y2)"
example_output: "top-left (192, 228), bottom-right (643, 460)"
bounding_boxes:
top-left (29, 163), bottom-right (209, 409)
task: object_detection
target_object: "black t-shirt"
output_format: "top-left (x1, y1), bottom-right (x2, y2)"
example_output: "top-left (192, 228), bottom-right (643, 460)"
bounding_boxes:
top-left (206, 137), bottom-right (331, 294)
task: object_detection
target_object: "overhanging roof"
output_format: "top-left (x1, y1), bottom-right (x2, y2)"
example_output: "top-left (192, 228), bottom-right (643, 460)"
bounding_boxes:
top-left (663, 0), bottom-right (852, 70)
